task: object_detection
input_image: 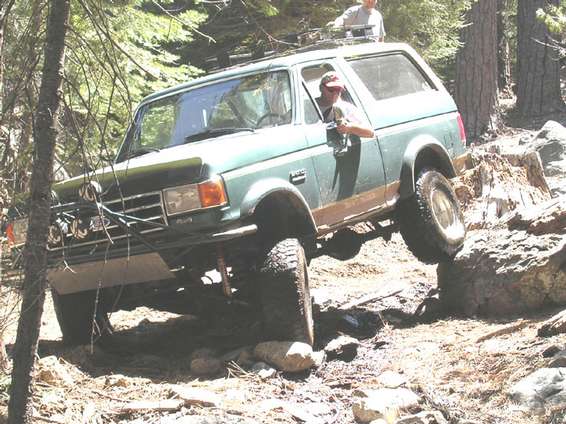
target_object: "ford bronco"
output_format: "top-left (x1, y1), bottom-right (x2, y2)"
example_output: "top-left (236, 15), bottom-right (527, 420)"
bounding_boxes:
top-left (9, 40), bottom-right (468, 346)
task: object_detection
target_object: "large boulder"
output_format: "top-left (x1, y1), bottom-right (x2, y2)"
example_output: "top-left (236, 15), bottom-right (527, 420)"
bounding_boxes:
top-left (489, 120), bottom-right (566, 197)
top-left (453, 149), bottom-right (551, 230)
top-left (508, 368), bottom-right (566, 413)
top-left (438, 197), bottom-right (566, 317)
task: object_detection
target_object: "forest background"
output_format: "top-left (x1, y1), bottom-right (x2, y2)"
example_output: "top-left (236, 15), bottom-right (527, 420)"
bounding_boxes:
top-left (0, 0), bottom-right (565, 422)
top-left (0, 0), bottom-right (564, 208)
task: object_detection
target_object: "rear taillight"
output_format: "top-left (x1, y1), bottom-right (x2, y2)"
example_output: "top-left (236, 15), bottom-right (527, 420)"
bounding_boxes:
top-left (457, 113), bottom-right (467, 146)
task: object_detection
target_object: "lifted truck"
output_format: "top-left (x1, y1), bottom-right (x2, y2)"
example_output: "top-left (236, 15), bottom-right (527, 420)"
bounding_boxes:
top-left (9, 40), bottom-right (467, 346)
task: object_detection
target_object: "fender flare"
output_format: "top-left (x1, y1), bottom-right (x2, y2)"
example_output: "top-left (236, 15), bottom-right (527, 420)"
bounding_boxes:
top-left (399, 136), bottom-right (457, 200)
top-left (240, 177), bottom-right (317, 235)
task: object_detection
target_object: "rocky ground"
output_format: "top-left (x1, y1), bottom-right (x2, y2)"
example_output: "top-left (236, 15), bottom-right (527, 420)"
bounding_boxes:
top-left (0, 234), bottom-right (562, 424)
top-left (0, 114), bottom-right (564, 424)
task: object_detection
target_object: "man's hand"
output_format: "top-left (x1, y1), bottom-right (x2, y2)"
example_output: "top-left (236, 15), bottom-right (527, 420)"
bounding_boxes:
top-left (335, 119), bottom-right (350, 135)
top-left (336, 118), bottom-right (375, 138)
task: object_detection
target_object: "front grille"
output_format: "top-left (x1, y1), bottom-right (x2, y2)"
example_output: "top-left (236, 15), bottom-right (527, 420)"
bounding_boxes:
top-left (50, 191), bottom-right (168, 252)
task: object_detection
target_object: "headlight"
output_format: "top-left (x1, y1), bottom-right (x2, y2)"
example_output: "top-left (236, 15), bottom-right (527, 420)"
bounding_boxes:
top-left (163, 185), bottom-right (200, 215)
top-left (70, 217), bottom-right (90, 240)
top-left (47, 223), bottom-right (64, 248)
top-left (79, 181), bottom-right (101, 202)
top-left (163, 176), bottom-right (228, 216)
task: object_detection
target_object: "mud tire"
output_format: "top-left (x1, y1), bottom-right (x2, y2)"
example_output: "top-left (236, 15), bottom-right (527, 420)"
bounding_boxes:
top-left (399, 168), bottom-right (466, 264)
top-left (51, 289), bottom-right (113, 345)
top-left (258, 238), bottom-right (314, 346)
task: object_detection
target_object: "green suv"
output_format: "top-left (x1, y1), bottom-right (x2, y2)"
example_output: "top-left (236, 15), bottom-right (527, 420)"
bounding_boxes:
top-left (11, 41), bottom-right (468, 346)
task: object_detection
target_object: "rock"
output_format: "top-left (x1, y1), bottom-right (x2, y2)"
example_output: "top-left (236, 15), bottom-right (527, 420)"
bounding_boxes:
top-left (452, 149), bottom-right (551, 229)
top-left (191, 348), bottom-right (217, 360)
top-left (438, 227), bottom-right (566, 317)
top-left (395, 411), bottom-right (448, 423)
top-left (131, 354), bottom-right (164, 368)
top-left (312, 350), bottom-right (326, 367)
top-left (190, 357), bottom-right (223, 376)
top-left (250, 362), bottom-right (277, 379)
top-left (81, 402), bottom-right (99, 424)
top-left (538, 309), bottom-right (566, 337)
top-left (117, 399), bottom-right (185, 414)
top-left (63, 344), bottom-right (105, 367)
top-left (258, 399), bottom-right (328, 424)
top-left (548, 351), bottom-right (566, 368)
top-left (377, 370), bottom-right (407, 388)
top-left (352, 388), bottom-right (420, 423)
top-left (104, 374), bottom-right (130, 388)
top-left (253, 341), bottom-right (316, 372)
top-left (163, 416), bottom-right (259, 424)
top-left (236, 349), bottom-right (255, 367)
top-left (324, 335), bottom-right (359, 361)
top-left (542, 345), bottom-right (562, 358)
top-left (521, 120), bottom-right (566, 197)
top-left (169, 385), bottom-right (222, 407)
top-left (36, 356), bottom-right (74, 386)
top-left (508, 196), bottom-right (566, 235)
top-left (508, 367), bottom-right (566, 412)
top-left (220, 346), bottom-right (253, 364)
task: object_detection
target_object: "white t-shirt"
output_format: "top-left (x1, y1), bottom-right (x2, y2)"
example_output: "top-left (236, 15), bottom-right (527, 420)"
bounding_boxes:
top-left (334, 5), bottom-right (386, 38)
top-left (316, 98), bottom-right (365, 125)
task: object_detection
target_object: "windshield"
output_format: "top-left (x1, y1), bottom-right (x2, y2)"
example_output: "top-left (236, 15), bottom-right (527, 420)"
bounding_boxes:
top-left (118, 71), bottom-right (293, 160)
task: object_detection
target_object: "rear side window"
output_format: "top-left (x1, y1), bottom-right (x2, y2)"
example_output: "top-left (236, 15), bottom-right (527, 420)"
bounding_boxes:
top-left (349, 54), bottom-right (434, 101)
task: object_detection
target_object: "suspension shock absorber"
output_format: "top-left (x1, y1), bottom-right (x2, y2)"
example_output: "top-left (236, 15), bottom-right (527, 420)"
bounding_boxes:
top-left (216, 243), bottom-right (232, 298)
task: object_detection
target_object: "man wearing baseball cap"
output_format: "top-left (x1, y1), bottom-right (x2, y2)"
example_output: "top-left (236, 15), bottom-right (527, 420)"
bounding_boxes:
top-left (316, 71), bottom-right (374, 139)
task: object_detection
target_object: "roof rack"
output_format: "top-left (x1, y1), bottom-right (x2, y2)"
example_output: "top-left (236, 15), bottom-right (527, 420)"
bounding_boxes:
top-left (203, 25), bottom-right (379, 72)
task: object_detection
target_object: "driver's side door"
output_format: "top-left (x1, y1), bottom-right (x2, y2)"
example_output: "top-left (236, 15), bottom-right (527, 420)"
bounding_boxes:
top-left (299, 62), bottom-right (386, 230)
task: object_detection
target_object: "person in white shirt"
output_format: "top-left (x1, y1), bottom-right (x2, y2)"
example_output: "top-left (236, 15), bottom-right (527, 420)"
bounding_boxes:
top-left (334, 0), bottom-right (385, 42)
top-left (315, 72), bottom-right (374, 138)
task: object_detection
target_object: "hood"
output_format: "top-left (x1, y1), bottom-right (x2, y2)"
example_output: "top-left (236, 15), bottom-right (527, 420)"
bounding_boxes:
top-left (54, 126), bottom-right (303, 202)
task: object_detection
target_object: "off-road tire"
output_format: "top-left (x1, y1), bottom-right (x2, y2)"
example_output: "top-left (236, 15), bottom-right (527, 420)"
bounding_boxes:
top-left (399, 168), bottom-right (466, 264)
top-left (51, 289), bottom-right (113, 345)
top-left (258, 238), bottom-right (314, 346)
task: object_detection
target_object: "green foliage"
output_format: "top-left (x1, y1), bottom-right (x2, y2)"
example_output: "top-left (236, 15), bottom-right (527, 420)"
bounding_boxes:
top-left (538, 3), bottom-right (566, 34)
top-left (0, 0), bottom-right (481, 191)
top-left (60, 0), bottom-right (207, 172)
top-left (380, 0), bottom-right (472, 77)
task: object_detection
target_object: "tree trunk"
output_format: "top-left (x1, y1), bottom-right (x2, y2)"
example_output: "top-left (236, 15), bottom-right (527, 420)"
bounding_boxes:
top-left (14, 2), bottom-right (43, 195)
top-left (516, 0), bottom-right (564, 116)
top-left (7, 0), bottom-right (71, 423)
top-left (497, 0), bottom-right (511, 93)
top-left (455, 0), bottom-right (499, 142)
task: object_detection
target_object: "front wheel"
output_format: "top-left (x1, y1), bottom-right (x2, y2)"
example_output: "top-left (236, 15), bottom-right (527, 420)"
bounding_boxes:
top-left (51, 289), bottom-right (113, 345)
top-left (258, 238), bottom-right (314, 346)
top-left (399, 169), bottom-right (466, 264)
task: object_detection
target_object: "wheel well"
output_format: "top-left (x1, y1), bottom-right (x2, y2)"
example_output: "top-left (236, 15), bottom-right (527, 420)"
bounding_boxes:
top-left (413, 147), bottom-right (455, 180)
top-left (400, 144), bottom-right (457, 200)
top-left (253, 192), bottom-right (315, 244)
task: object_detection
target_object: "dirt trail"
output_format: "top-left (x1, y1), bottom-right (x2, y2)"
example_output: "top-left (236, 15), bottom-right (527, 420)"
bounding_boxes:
top-left (0, 233), bottom-right (558, 424)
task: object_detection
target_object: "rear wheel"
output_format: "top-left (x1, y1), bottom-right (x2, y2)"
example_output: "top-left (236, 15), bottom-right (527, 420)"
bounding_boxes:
top-left (51, 289), bottom-right (113, 345)
top-left (258, 238), bottom-right (314, 346)
top-left (399, 168), bottom-right (466, 264)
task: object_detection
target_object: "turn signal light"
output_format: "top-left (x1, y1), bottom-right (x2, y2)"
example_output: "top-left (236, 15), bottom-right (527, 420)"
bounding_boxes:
top-left (198, 177), bottom-right (228, 208)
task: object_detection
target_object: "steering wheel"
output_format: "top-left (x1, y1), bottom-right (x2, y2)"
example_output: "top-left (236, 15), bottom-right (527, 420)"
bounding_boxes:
top-left (255, 112), bottom-right (285, 128)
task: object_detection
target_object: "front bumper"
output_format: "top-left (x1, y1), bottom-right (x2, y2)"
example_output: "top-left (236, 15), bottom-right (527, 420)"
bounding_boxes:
top-left (47, 200), bottom-right (257, 265)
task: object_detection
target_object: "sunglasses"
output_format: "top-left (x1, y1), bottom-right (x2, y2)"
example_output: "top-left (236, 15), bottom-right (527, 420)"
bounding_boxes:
top-left (324, 85), bottom-right (343, 93)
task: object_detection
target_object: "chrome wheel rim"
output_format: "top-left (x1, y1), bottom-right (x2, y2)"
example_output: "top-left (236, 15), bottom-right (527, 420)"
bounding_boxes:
top-left (431, 188), bottom-right (464, 241)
